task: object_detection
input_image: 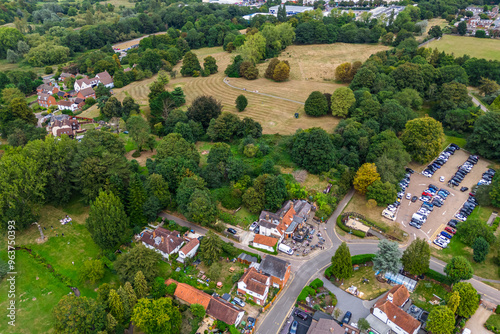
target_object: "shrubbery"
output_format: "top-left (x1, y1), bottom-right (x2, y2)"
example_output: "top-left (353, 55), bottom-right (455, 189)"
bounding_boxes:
top-left (351, 254), bottom-right (376, 265)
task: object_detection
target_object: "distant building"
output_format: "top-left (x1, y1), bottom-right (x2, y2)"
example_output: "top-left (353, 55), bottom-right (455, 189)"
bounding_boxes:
top-left (74, 71), bottom-right (114, 92)
top-left (252, 234), bottom-right (278, 252)
top-left (242, 13), bottom-right (274, 20)
top-left (237, 253), bottom-right (258, 265)
top-left (37, 83), bottom-right (59, 95)
top-left (258, 199), bottom-right (312, 241)
top-left (269, 5), bottom-right (314, 16)
top-left (139, 228), bottom-right (185, 260)
top-left (306, 318), bottom-right (343, 334)
top-left (37, 93), bottom-right (57, 108)
top-left (76, 87), bottom-right (96, 100)
top-left (57, 100), bottom-right (78, 112)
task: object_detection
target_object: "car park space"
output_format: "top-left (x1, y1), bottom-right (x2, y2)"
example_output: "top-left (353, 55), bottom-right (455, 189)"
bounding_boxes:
top-left (392, 147), bottom-right (493, 245)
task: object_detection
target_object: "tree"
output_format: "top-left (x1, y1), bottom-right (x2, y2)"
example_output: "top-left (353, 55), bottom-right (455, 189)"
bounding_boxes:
top-left (305, 91), bottom-right (328, 117)
top-left (203, 56), bottom-right (218, 74)
top-left (447, 291), bottom-right (460, 314)
top-left (467, 112), bottom-right (500, 160)
top-left (180, 51), bottom-right (201, 77)
top-left (208, 262), bottom-right (222, 280)
top-left (122, 96), bottom-right (140, 118)
top-left (331, 87), bottom-right (356, 118)
top-left (366, 180), bottom-right (397, 206)
top-left (456, 219), bottom-right (496, 246)
top-left (353, 163), bottom-right (380, 195)
top-left (358, 318), bottom-right (370, 332)
top-left (335, 63), bottom-right (353, 83)
top-left (475, 30), bottom-right (486, 38)
top-left (199, 230), bottom-right (222, 265)
top-left (277, 4), bottom-right (287, 22)
top-left (478, 77), bottom-right (500, 96)
top-left (273, 61), bottom-right (290, 82)
top-left (290, 128), bottom-right (336, 174)
top-left (132, 298), bottom-right (182, 334)
top-left (458, 21), bottom-right (467, 35)
top-left (185, 189), bottom-right (218, 226)
top-left (330, 242), bottom-right (353, 280)
top-left (101, 97), bottom-right (122, 119)
top-left (206, 113), bottom-right (242, 142)
top-left (156, 133), bottom-right (200, 163)
top-left (191, 304), bottom-right (206, 320)
top-left (86, 190), bottom-right (129, 250)
top-left (242, 187), bottom-right (264, 213)
top-left (127, 116), bottom-right (151, 151)
top-left (428, 25), bottom-right (443, 38)
top-left (492, 176), bottom-right (500, 208)
top-left (472, 236), bottom-right (490, 263)
top-left (265, 58), bottom-right (280, 79)
top-left (1, 87), bottom-right (25, 105)
top-left (401, 116), bottom-right (444, 164)
top-left (236, 95), bottom-right (248, 112)
top-left (238, 32), bottom-right (266, 64)
top-left (444, 256), bottom-right (473, 285)
top-left (128, 173), bottom-right (147, 227)
top-left (453, 282), bottom-right (479, 318)
top-left (186, 95), bottom-right (222, 129)
top-left (134, 270), bottom-right (150, 299)
top-left (0, 27), bottom-right (25, 59)
top-left (109, 289), bottom-right (124, 322)
top-left (401, 238), bottom-right (430, 276)
top-left (373, 240), bottom-right (402, 274)
top-left (427, 306), bottom-right (455, 334)
top-left (53, 295), bottom-right (106, 333)
top-left (114, 244), bottom-right (162, 282)
top-left (79, 259), bottom-right (105, 283)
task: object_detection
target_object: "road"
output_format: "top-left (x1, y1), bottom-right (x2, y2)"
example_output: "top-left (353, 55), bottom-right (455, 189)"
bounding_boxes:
top-left (469, 92), bottom-right (489, 112)
top-left (159, 190), bottom-right (500, 334)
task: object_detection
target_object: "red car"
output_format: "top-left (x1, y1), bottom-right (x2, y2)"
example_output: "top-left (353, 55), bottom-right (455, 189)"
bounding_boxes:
top-left (422, 191), bottom-right (433, 197)
top-left (445, 227), bottom-right (456, 234)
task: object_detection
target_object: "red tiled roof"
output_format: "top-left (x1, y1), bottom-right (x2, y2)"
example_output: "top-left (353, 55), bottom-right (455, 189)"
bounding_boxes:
top-left (207, 297), bottom-right (242, 325)
top-left (375, 300), bottom-right (420, 334)
top-left (180, 238), bottom-right (199, 255)
top-left (174, 283), bottom-right (211, 309)
top-left (58, 100), bottom-right (73, 107)
top-left (239, 267), bottom-right (269, 296)
top-left (374, 285), bottom-right (410, 308)
top-left (253, 234), bottom-right (278, 247)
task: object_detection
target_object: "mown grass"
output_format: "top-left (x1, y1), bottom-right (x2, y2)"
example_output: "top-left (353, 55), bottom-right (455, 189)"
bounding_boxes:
top-left (442, 135), bottom-right (467, 151)
top-left (333, 265), bottom-right (391, 300)
top-left (410, 279), bottom-right (450, 312)
top-left (119, 132), bottom-right (136, 152)
top-left (427, 35), bottom-right (500, 61)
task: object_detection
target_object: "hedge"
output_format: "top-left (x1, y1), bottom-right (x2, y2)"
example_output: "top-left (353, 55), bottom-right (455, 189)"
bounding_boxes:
top-left (310, 278), bottom-right (324, 289)
top-left (336, 215), bottom-right (366, 238)
top-left (351, 254), bottom-right (376, 265)
top-left (425, 269), bottom-right (452, 286)
top-left (297, 286), bottom-right (316, 302)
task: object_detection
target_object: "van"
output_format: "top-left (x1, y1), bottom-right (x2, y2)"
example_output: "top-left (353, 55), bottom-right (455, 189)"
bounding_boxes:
top-left (278, 243), bottom-right (293, 255)
top-left (382, 209), bottom-right (396, 220)
top-left (412, 213), bottom-right (425, 221)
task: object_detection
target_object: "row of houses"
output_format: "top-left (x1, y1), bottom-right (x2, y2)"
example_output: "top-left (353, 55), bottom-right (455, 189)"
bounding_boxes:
top-left (455, 6), bottom-right (500, 36)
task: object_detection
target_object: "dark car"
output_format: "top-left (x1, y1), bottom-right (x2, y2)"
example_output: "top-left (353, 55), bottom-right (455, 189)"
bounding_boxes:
top-left (290, 321), bottom-right (298, 334)
top-left (439, 189), bottom-right (450, 195)
top-left (227, 228), bottom-right (237, 235)
top-left (411, 196), bottom-right (418, 202)
top-left (406, 168), bottom-right (415, 174)
top-left (431, 199), bottom-right (443, 207)
top-left (441, 231), bottom-right (453, 239)
top-left (448, 221), bottom-right (457, 228)
top-left (343, 311), bottom-right (352, 324)
top-left (460, 187), bottom-right (469, 192)
top-left (295, 310), bottom-right (308, 320)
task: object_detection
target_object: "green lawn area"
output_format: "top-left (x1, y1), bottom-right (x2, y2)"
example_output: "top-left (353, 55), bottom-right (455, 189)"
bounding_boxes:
top-left (332, 265), bottom-right (391, 300)
top-left (467, 205), bottom-right (495, 223)
top-left (486, 314), bottom-right (500, 329)
top-left (119, 132), bottom-right (137, 152)
top-left (427, 35), bottom-right (500, 61)
top-left (410, 279), bottom-right (450, 312)
top-left (234, 207), bottom-right (258, 229)
top-left (442, 135), bottom-right (467, 151)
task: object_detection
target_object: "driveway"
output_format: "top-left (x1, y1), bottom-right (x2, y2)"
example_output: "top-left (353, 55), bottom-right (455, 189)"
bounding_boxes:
top-left (464, 306), bottom-right (493, 334)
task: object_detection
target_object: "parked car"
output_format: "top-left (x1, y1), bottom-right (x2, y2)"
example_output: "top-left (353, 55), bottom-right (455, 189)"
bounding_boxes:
top-left (249, 222), bottom-right (259, 232)
top-left (290, 321), bottom-right (298, 334)
top-left (411, 196), bottom-right (418, 202)
top-left (294, 310), bottom-right (308, 320)
top-left (343, 311), bottom-right (352, 324)
top-left (439, 176), bottom-right (445, 182)
top-left (232, 297), bottom-right (245, 307)
top-left (440, 231), bottom-right (453, 239)
top-left (227, 228), bottom-right (237, 235)
top-left (460, 187), bottom-right (469, 192)
top-left (445, 227), bottom-right (456, 234)
top-left (406, 193), bottom-right (412, 200)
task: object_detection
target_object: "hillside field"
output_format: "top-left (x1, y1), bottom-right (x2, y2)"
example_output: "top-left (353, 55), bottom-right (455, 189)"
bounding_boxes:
top-left (427, 35), bottom-right (500, 61)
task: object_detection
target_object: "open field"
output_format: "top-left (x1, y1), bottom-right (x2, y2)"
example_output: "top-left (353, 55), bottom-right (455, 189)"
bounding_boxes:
top-left (418, 18), bottom-right (448, 42)
top-left (427, 35), bottom-right (500, 61)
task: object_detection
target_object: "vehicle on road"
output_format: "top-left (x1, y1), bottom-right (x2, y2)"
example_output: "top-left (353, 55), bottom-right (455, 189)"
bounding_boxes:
top-left (278, 243), bottom-right (294, 255)
top-left (411, 196), bottom-right (418, 202)
top-left (406, 193), bottom-right (412, 200)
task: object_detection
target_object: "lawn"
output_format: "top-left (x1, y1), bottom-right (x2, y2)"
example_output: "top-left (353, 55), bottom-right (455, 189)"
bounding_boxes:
top-left (410, 279), bottom-right (450, 312)
top-left (427, 35), bottom-right (500, 61)
top-left (119, 132), bottom-right (137, 152)
top-left (332, 265), bottom-right (391, 300)
top-left (442, 135), bottom-right (467, 151)
top-left (486, 314), bottom-right (500, 329)
top-left (233, 207), bottom-right (259, 229)
top-left (467, 205), bottom-right (495, 223)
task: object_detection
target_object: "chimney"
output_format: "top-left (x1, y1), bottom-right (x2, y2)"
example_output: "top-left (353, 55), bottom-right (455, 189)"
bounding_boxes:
top-left (153, 231), bottom-right (156, 238)
top-left (387, 293), bottom-right (393, 302)
top-left (266, 214), bottom-right (269, 220)
top-left (161, 236), bottom-right (164, 244)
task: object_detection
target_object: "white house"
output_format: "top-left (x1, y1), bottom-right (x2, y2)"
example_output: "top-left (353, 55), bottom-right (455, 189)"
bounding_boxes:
top-left (74, 77), bottom-right (92, 92)
top-left (178, 238), bottom-right (200, 263)
top-left (252, 234), bottom-right (278, 252)
top-left (57, 100), bottom-right (78, 112)
top-left (74, 71), bottom-right (114, 92)
top-left (237, 267), bottom-right (270, 305)
top-left (372, 285), bottom-right (420, 334)
top-left (139, 228), bottom-right (185, 260)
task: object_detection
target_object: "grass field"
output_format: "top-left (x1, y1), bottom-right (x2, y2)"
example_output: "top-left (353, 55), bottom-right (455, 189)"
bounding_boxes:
top-left (427, 35), bottom-right (500, 61)
top-left (410, 279), bottom-right (450, 312)
top-left (333, 265), bottom-right (391, 300)
top-left (418, 18), bottom-right (448, 43)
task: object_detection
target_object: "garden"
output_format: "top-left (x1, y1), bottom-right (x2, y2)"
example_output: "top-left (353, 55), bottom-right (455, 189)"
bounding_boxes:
top-left (331, 264), bottom-right (391, 301)
top-left (297, 278), bottom-right (338, 313)
top-left (410, 277), bottom-right (450, 312)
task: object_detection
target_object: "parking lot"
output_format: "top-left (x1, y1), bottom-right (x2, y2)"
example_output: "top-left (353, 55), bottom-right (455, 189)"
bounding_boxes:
top-left (394, 148), bottom-right (491, 244)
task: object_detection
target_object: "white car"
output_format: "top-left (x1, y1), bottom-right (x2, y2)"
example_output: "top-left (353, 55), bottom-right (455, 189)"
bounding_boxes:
top-left (439, 176), bottom-right (445, 182)
top-left (406, 193), bottom-right (412, 200)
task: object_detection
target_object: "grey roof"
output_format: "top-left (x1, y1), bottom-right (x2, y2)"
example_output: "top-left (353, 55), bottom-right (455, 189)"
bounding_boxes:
top-left (285, 220), bottom-right (299, 234)
top-left (259, 210), bottom-right (280, 222)
top-left (221, 293), bottom-right (231, 301)
top-left (259, 255), bottom-right (289, 280)
top-left (312, 311), bottom-right (334, 322)
top-left (294, 200), bottom-right (312, 218)
top-left (238, 253), bottom-right (257, 263)
top-left (365, 314), bottom-right (391, 334)
top-left (259, 220), bottom-right (278, 229)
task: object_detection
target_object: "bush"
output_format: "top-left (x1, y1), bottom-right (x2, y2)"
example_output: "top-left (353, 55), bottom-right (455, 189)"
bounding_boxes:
top-left (297, 286), bottom-right (316, 302)
top-left (329, 292), bottom-right (338, 307)
top-left (132, 151), bottom-right (141, 157)
top-left (351, 254), bottom-right (376, 265)
top-left (44, 66), bottom-right (53, 74)
top-left (426, 269), bottom-right (452, 285)
top-left (495, 305), bottom-right (500, 314)
top-left (236, 95), bottom-right (248, 112)
top-left (309, 278), bottom-right (324, 289)
top-left (336, 215), bottom-right (366, 238)
top-left (219, 211), bottom-right (237, 225)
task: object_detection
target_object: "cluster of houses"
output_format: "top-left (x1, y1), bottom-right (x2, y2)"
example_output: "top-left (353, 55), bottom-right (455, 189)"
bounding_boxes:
top-left (251, 199), bottom-right (312, 252)
top-left (455, 6), bottom-right (500, 36)
top-left (36, 71), bottom-right (114, 113)
top-left (139, 227), bottom-right (201, 263)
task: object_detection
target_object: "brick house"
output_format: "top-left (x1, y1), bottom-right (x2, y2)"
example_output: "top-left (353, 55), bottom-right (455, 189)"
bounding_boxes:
top-left (257, 255), bottom-right (291, 288)
top-left (37, 83), bottom-right (59, 95)
top-left (178, 238), bottom-right (200, 263)
top-left (371, 285), bottom-right (420, 334)
top-left (76, 87), bottom-right (96, 100)
top-left (139, 228), bottom-right (185, 260)
top-left (258, 200), bottom-right (312, 241)
top-left (237, 267), bottom-right (270, 305)
top-left (38, 93), bottom-right (57, 108)
top-left (252, 234), bottom-right (278, 252)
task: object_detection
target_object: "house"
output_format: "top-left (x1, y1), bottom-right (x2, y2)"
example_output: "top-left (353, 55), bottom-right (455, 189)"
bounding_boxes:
top-left (237, 267), bottom-right (270, 305)
top-left (257, 255), bottom-right (291, 288)
top-left (139, 228), bottom-right (185, 260)
top-left (306, 318), bottom-right (343, 334)
top-left (37, 83), bottom-right (59, 95)
top-left (57, 91), bottom-right (70, 99)
top-left (76, 87), bottom-right (96, 100)
top-left (178, 238), bottom-right (200, 263)
top-left (74, 77), bottom-right (92, 92)
top-left (57, 100), bottom-right (78, 112)
top-left (258, 199), bottom-right (312, 241)
top-left (167, 279), bottom-right (245, 326)
top-left (237, 253), bottom-right (258, 265)
top-left (371, 285), bottom-right (420, 334)
top-left (37, 93), bottom-right (57, 108)
top-left (465, 6), bottom-right (483, 14)
top-left (74, 98), bottom-right (85, 109)
top-left (74, 71), bottom-right (114, 92)
top-left (252, 234), bottom-right (278, 252)
top-left (59, 72), bottom-right (75, 80)
top-left (49, 117), bottom-right (79, 138)
top-left (96, 71), bottom-right (114, 89)
top-left (365, 314), bottom-right (391, 334)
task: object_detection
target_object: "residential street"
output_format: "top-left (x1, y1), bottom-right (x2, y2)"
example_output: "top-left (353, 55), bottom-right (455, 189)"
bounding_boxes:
top-left (159, 189), bottom-right (500, 334)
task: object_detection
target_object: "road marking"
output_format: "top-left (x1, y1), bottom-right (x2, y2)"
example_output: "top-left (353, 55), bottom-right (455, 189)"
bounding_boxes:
top-left (419, 183), bottom-right (427, 186)
top-left (401, 221), bottom-right (406, 227)
top-left (427, 229), bottom-right (431, 234)
top-left (442, 211), bottom-right (446, 215)
top-left (414, 233), bottom-right (416, 239)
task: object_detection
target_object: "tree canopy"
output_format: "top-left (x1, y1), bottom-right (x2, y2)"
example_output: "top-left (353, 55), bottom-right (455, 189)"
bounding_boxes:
top-left (401, 238), bottom-right (430, 276)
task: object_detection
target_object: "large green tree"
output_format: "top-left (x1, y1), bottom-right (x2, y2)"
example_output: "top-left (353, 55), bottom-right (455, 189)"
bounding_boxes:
top-left (305, 91), bottom-right (328, 117)
top-left (53, 295), bottom-right (106, 333)
top-left (128, 174), bottom-right (147, 227)
top-left (456, 219), bottom-right (496, 246)
top-left (444, 256), bottom-right (473, 285)
top-left (366, 180), bottom-right (397, 206)
top-left (0, 27), bottom-right (25, 59)
top-left (132, 297), bottom-right (182, 334)
top-left (186, 95), bottom-right (222, 129)
top-left (199, 230), bottom-right (223, 265)
top-left (472, 236), bottom-right (490, 263)
top-left (180, 51), bottom-right (201, 77)
top-left (238, 32), bottom-right (266, 64)
top-left (127, 116), bottom-right (151, 151)
top-left (427, 306), bottom-right (455, 334)
top-left (330, 242), bottom-right (353, 279)
top-left (373, 240), bottom-right (402, 274)
top-left (453, 282), bottom-right (480, 318)
top-left (290, 128), bottom-right (336, 174)
top-left (114, 244), bottom-right (162, 282)
top-left (86, 190), bottom-right (129, 250)
top-left (353, 163), bottom-right (380, 195)
top-left (331, 87), bottom-right (356, 118)
top-left (466, 112), bottom-right (500, 160)
top-left (185, 188), bottom-right (218, 226)
top-left (401, 116), bottom-right (444, 164)
top-left (401, 238), bottom-right (430, 276)
top-left (156, 133), bottom-right (200, 163)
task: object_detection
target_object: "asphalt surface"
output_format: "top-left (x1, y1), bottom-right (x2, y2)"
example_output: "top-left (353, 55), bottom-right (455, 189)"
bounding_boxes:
top-left (159, 188), bottom-right (500, 334)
